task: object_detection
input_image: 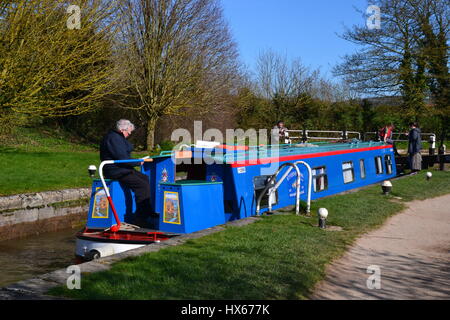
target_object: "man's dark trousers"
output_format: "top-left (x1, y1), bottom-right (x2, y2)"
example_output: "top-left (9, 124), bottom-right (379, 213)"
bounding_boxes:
top-left (118, 170), bottom-right (152, 223)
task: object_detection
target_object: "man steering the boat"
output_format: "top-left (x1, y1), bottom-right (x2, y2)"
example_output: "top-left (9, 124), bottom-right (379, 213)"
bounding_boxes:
top-left (100, 119), bottom-right (152, 228)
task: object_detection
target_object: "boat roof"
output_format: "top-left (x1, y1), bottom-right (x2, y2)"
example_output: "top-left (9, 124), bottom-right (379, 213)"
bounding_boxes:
top-left (155, 140), bottom-right (390, 164)
top-left (217, 140), bottom-right (389, 163)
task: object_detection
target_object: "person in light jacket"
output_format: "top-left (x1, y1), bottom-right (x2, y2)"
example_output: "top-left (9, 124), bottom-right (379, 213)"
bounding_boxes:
top-left (272, 121), bottom-right (290, 144)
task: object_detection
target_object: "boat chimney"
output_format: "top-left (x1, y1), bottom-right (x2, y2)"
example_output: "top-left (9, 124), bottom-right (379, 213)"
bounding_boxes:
top-left (88, 165), bottom-right (97, 178)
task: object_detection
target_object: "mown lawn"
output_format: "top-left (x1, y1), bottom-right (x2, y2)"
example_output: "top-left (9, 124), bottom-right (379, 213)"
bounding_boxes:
top-left (0, 149), bottom-right (99, 196)
top-left (49, 169), bottom-right (450, 300)
top-left (0, 149), bottom-right (151, 196)
top-left (0, 127), bottom-right (150, 196)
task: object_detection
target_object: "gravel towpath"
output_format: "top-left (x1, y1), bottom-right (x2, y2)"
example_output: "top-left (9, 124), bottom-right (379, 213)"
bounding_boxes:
top-left (311, 193), bottom-right (450, 300)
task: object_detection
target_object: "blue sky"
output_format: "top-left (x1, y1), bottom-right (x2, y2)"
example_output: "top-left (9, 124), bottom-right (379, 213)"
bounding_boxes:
top-left (220, 0), bottom-right (369, 80)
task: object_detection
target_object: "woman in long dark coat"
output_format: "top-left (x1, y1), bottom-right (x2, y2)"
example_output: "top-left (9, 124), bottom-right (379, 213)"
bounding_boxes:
top-left (407, 122), bottom-right (422, 172)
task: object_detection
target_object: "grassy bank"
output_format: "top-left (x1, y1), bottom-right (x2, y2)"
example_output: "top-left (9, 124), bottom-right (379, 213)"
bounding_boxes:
top-left (0, 127), bottom-right (96, 195)
top-left (0, 127), bottom-right (148, 196)
top-left (0, 150), bottom-right (99, 196)
top-left (49, 169), bottom-right (450, 300)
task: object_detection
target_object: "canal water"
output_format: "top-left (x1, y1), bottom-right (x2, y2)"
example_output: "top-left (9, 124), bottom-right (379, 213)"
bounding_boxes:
top-left (0, 226), bottom-right (81, 288)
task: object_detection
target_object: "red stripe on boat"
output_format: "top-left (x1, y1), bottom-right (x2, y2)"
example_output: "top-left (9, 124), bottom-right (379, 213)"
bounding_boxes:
top-left (216, 144), bottom-right (249, 151)
top-left (229, 145), bottom-right (393, 167)
top-left (77, 229), bottom-right (172, 244)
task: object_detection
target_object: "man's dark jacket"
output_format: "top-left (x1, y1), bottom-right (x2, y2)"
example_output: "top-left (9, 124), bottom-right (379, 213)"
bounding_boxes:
top-left (408, 127), bottom-right (422, 154)
top-left (100, 129), bottom-right (140, 179)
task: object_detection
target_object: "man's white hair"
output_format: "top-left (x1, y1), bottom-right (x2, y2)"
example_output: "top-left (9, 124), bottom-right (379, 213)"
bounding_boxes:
top-left (116, 119), bottom-right (135, 132)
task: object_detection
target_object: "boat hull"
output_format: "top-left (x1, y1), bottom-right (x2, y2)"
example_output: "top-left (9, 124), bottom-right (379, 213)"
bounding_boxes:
top-left (75, 229), bottom-right (173, 261)
top-left (76, 237), bottom-right (145, 261)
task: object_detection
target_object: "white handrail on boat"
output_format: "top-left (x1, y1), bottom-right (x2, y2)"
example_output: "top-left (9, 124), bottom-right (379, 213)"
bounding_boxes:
top-left (266, 161), bottom-right (312, 215)
top-left (98, 158), bottom-right (152, 231)
top-left (256, 163), bottom-right (301, 216)
top-left (293, 161), bottom-right (312, 214)
top-left (99, 160), bottom-right (115, 198)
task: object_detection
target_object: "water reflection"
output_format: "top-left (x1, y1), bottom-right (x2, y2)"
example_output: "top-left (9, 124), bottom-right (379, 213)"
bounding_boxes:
top-left (0, 226), bottom-right (82, 287)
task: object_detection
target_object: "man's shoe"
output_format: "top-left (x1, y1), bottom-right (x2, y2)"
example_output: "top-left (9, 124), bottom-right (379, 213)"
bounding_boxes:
top-left (132, 216), bottom-right (151, 229)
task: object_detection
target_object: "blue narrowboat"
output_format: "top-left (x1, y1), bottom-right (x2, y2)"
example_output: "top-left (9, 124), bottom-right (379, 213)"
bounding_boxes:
top-left (76, 140), bottom-right (396, 260)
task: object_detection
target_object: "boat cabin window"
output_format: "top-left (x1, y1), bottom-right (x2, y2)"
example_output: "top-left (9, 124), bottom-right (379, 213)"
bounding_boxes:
top-left (385, 155), bottom-right (393, 174)
top-left (342, 161), bottom-right (355, 184)
top-left (359, 159), bottom-right (366, 179)
top-left (375, 156), bottom-right (383, 174)
top-left (312, 166), bottom-right (328, 192)
top-left (175, 163), bottom-right (207, 181)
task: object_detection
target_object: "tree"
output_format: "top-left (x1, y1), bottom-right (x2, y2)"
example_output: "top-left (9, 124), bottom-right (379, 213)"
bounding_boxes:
top-left (411, 0), bottom-right (449, 146)
top-left (334, 0), bottom-right (428, 119)
top-left (334, 0), bottom-right (448, 138)
top-left (361, 99), bottom-right (376, 132)
top-left (116, 0), bottom-right (240, 150)
top-left (233, 90), bottom-right (283, 131)
top-left (0, 0), bottom-right (120, 133)
top-left (254, 49), bottom-right (319, 127)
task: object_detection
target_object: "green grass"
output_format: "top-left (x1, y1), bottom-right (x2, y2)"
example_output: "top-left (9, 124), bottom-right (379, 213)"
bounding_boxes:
top-left (0, 127), bottom-right (151, 196)
top-left (0, 126), bottom-right (98, 153)
top-left (48, 170), bottom-right (450, 300)
top-left (0, 150), bottom-right (153, 196)
top-left (0, 126), bottom-right (98, 195)
top-left (0, 150), bottom-right (98, 196)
